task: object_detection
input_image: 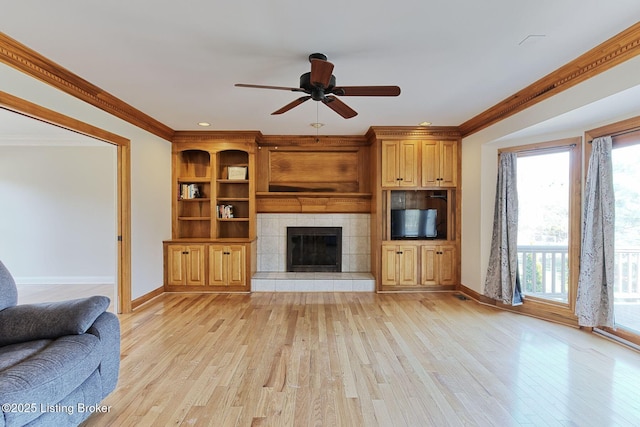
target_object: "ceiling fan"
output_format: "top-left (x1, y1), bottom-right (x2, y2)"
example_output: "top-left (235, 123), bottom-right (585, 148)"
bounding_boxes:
top-left (235, 53), bottom-right (401, 119)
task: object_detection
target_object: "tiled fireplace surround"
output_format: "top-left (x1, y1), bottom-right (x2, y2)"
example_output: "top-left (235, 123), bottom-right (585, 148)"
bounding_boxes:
top-left (252, 213), bottom-right (375, 292)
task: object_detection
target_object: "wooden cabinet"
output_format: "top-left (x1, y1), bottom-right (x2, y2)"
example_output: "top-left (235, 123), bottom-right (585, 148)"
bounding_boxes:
top-left (370, 127), bottom-right (461, 292)
top-left (166, 131), bottom-right (258, 292)
top-left (381, 243), bottom-right (456, 288)
top-left (381, 244), bottom-right (418, 286)
top-left (420, 245), bottom-right (456, 287)
top-left (208, 244), bottom-right (246, 287)
top-left (165, 244), bottom-right (206, 287)
top-left (421, 140), bottom-right (457, 187)
top-left (381, 140), bottom-right (419, 187)
top-left (164, 241), bottom-right (252, 291)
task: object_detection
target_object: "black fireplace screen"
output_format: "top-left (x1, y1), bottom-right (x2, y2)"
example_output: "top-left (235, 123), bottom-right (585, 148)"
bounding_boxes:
top-left (286, 227), bottom-right (342, 272)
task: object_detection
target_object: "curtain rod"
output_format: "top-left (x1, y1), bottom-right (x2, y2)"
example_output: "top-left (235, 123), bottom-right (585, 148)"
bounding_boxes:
top-left (589, 127), bottom-right (640, 142)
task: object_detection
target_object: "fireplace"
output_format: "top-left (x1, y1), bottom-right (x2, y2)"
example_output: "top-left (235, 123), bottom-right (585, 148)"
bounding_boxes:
top-left (287, 227), bottom-right (342, 272)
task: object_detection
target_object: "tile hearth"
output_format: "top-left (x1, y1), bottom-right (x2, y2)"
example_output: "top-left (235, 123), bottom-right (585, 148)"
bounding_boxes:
top-left (254, 213), bottom-right (374, 292)
top-left (252, 272), bottom-right (375, 292)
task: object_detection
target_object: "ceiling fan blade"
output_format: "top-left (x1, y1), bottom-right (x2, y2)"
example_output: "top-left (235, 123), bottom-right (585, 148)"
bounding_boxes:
top-left (235, 83), bottom-right (306, 93)
top-left (332, 85), bottom-right (401, 97)
top-left (310, 59), bottom-right (334, 88)
top-left (322, 95), bottom-right (358, 119)
top-left (271, 96), bottom-right (312, 115)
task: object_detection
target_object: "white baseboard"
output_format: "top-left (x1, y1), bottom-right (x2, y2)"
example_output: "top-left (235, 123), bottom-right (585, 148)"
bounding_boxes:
top-left (14, 276), bottom-right (115, 286)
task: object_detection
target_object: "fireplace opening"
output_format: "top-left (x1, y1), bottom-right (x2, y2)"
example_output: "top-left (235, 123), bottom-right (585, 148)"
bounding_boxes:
top-left (287, 227), bottom-right (342, 272)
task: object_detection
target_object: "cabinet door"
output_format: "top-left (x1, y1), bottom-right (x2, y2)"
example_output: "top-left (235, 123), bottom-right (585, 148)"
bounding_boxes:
top-left (185, 245), bottom-right (206, 286)
top-left (166, 245), bottom-right (186, 286)
top-left (208, 244), bottom-right (247, 287)
top-left (398, 141), bottom-right (419, 187)
top-left (421, 140), bottom-right (439, 187)
top-left (398, 245), bottom-right (418, 286)
top-left (438, 245), bottom-right (457, 286)
top-left (381, 141), bottom-right (400, 187)
top-left (381, 245), bottom-right (400, 286)
top-left (166, 244), bottom-right (206, 286)
top-left (420, 246), bottom-right (438, 286)
top-left (208, 245), bottom-right (226, 286)
top-left (227, 245), bottom-right (247, 287)
top-left (420, 245), bottom-right (456, 286)
top-left (439, 140), bottom-right (458, 187)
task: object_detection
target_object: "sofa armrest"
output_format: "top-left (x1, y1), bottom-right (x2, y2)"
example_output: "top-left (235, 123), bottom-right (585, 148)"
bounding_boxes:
top-left (0, 296), bottom-right (110, 346)
top-left (87, 311), bottom-right (121, 396)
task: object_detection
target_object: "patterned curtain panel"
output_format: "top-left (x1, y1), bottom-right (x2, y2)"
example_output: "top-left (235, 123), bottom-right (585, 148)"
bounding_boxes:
top-left (484, 152), bottom-right (523, 306)
top-left (576, 136), bottom-right (615, 327)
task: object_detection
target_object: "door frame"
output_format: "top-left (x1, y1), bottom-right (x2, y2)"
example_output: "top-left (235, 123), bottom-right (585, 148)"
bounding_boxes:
top-left (0, 90), bottom-right (132, 313)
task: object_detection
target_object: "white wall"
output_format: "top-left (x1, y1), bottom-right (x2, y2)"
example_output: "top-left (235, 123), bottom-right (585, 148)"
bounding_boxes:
top-left (0, 62), bottom-right (172, 300)
top-left (461, 55), bottom-right (640, 295)
top-left (0, 145), bottom-right (116, 284)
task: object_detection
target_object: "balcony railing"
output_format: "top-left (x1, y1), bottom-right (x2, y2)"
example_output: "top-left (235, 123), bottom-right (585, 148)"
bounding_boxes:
top-left (517, 245), bottom-right (640, 302)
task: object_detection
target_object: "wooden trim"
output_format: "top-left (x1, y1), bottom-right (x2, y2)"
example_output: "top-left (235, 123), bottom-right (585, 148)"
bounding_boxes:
top-left (457, 283), bottom-right (579, 327)
top-left (585, 115), bottom-right (640, 142)
top-left (0, 32), bottom-right (174, 142)
top-left (256, 193), bottom-right (372, 213)
top-left (599, 326), bottom-right (640, 348)
top-left (0, 91), bottom-right (133, 314)
top-left (117, 143), bottom-right (132, 313)
top-left (173, 130), bottom-right (263, 144)
top-left (0, 91), bottom-right (129, 145)
top-left (259, 134), bottom-right (369, 147)
top-left (367, 126), bottom-right (461, 140)
top-left (131, 286), bottom-right (164, 310)
top-left (460, 22), bottom-right (640, 137)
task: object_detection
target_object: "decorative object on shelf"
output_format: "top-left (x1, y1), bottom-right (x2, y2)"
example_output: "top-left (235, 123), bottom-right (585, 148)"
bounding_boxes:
top-left (180, 183), bottom-right (201, 199)
top-left (227, 166), bottom-right (248, 180)
top-left (217, 204), bottom-right (234, 218)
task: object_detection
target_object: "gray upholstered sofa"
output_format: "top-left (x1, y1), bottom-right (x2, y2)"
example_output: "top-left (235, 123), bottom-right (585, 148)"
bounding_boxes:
top-left (0, 261), bottom-right (120, 426)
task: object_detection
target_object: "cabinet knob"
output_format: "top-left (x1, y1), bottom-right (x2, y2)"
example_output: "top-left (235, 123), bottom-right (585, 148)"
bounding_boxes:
top-left (182, 251), bottom-right (189, 255)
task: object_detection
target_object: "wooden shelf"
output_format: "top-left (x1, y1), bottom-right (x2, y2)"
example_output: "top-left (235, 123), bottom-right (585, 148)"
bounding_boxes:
top-left (179, 197), bottom-right (211, 202)
top-left (178, 177), bottom-right (210, 183)
top-left (217, 197), bottom-right (249, 202)
top-left (178, 216), bottom-right (211, 221)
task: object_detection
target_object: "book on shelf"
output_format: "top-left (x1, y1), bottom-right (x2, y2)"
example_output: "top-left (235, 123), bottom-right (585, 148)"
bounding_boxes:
top-left (217, 204), bottom-right (234, 218)
top-left (180, 183), bottom-right (201, 200)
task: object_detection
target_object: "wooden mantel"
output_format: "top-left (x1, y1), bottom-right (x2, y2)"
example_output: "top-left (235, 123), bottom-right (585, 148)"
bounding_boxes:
top-left (256, 134), bottom-right (372, 214)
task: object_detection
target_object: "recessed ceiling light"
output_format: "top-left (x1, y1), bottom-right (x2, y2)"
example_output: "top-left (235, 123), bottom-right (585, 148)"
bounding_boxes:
top-left (198, 122), bottom-right (211, 127)
top-left (310, 122), bottom-right (325, 128)
top-left (419, 121), bottom-right (432, 127)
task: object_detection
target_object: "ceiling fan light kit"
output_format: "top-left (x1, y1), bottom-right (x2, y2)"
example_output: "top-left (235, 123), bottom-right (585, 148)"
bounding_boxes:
top-left (235, 53), bottom-right (401, 119)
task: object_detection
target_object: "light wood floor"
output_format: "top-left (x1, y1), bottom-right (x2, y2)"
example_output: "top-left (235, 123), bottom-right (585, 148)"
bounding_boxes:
top-left (81, 292), bottom-right (640, 426)
top-left (17, 284), bottom-right (115, 311)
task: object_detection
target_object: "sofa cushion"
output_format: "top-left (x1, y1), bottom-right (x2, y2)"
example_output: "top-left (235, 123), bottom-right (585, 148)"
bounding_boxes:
top-left (0, 296), bottom-right (110, 347)
top-left (0, 334), bottom-right (102, 426)
top-left (0, 261), bottom-right (17, 311)
top-left (0, 339), bottom-right (52, 372)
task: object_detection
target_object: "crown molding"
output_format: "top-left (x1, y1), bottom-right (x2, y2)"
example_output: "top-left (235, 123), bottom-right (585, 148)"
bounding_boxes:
top-left (259, 134), bottom-right (369, 147)
top-left (460, 21), bottom-right (640, 138)
top-left (366, 126), bottom-right (461, 140)
top-left (172, 130), bottom-right (263, 144)
top-left (0, 32), bottom-right (174, 142)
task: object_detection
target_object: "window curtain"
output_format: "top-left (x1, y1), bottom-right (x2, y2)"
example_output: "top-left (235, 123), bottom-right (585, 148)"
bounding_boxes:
top-left (576, 136), bottom-right (615, 328)
top-left (484, 152), bottom-right (523, 306)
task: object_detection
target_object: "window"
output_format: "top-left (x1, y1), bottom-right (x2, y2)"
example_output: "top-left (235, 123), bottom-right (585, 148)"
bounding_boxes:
top-left (500, 138), bottom-right (581, 310)
top-left (611, 137), bottom-right (640, 334)
top-left (517, 150), bottom-right (571, 302)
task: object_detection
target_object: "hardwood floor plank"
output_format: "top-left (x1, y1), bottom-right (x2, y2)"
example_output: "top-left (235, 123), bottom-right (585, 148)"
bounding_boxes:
top-left (82, 292), bottom-right (640, 426)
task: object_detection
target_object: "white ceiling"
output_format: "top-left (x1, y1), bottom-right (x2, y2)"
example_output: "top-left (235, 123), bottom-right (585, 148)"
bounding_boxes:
top-left (1, 1), bottom-right (640, 136)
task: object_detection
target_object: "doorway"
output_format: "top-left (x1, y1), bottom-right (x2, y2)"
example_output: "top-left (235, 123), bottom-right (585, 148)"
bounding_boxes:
top-left (0, 90), bottom-right (131, 313)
